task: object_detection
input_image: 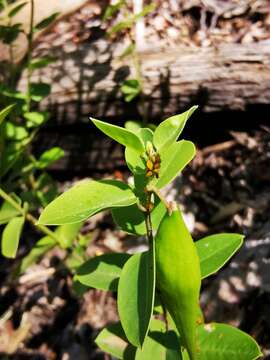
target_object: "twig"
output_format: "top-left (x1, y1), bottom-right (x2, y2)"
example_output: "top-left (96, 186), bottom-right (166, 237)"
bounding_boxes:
top-left (0, 188), bottom-right (58, 242)
top-left (26, 0), bottom-right (35, 112)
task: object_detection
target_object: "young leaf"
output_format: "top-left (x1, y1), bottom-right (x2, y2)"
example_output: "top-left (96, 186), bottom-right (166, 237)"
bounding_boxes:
top-left (154, 140), bottom-right (196, 189)
top-left (1, 216), bottom-right (24, 258)
top-left (55, 222), bottom-right (83, 249)
top-left (125, 128), bottom-right (153, 174)
top-left (35, 147), bottom-right (64, 169)
top-left (0, 104), bottom-right (14, 125)
top-left (24, 111), bottom-right (49, 128)
top-left (0, 200), bottom-right (21, 225)
top-left (135, 319), bottom-right (181, 360)
top-left (193, 323), bottom-right (262, 360)
top-left (29, 56), bottom-right (56, 70)
top-left (35, 12), bottom-right (60, 31)
top-left (103, 0), bottom-right (125, 20)
top-left (76, 253), bottom-right (131, 291)
top-left (153, 106), bottom-right (198, 151)
top-left (38, 179), bottom-right (137, 225)
top-left (30, 83), bottom-right (51, 101)
top-left (91, 118), bottom-right (144, 153)
top-left (95, 322), bottom-right (135, 360)
top-left (125, 120), bottom-right (141, 132)
top-left (112, 198), bottom-right (166, 236)
top-left (4, 122), bottom-right (28, 140)
top-left (8, 2), bottom-right (27, 17)
top-left (196, 233), bottom-right (244, 279)
top-left (118, 250), bottom-right (156, 347)
top-left (121, 79), bottom-right (141, 102)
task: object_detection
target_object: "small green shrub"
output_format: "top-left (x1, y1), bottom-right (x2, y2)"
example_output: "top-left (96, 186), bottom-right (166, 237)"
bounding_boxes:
top-left (38, 106), bottom-right (262, 359)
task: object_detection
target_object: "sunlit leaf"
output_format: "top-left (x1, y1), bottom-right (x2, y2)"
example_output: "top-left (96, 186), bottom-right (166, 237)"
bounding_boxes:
top-left (38, 179), bottom-right (137, 225)
top-left (196, 233), bottom-right (244, 279)
top-left (76, 253), bottom-right (131, 291)
top-left (1, 216), bottom-right (24, 258)
top-left (91, 118), bottom-right (144, 153)
top-left (153, 106), bottom-right (198, 152)
top-left (118, 250), bottom-right (155, 347)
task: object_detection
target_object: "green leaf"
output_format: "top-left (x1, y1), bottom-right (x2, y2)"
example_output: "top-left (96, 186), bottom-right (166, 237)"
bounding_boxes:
top-left (18, 235), bottom-right (56, 274)
top-left (29, 56), bottom-right (56, 70)
top-left (153, 106), bottom-right (198, 151)
top-left (55, 222), bottom-right (83, 249)
top-left (38, 179), bottom-right (137, 225)
top-left (35, 147), bottom-right (64, 169)
top-left (95, 320), bottom-right (181, 360)
top-left (0, 85), bottom-right (26, 100)
top-left (76, 253), bottom-right (131, 291)
top-left (35, 12), bottom-right (60, 30)
top-left (119, 43), bottom-right (136, 60)
top-left (103, 0), bottom-right (125, 20)
top-left (91, 118), bottom-right (144, 153)
top-left (194, 323), bottom-right (262, 360)
top-left (24, 111), bottom-right (49, 128)
top-left (0, 199), bottom-right (21, 225)
top-left (109, 18), bottom-right (133, 34)
top-left (125, 120), bottom-right (142, 132)
top-left (4, 122), bottom-right (29, 140)
top-left (155, 140), bottom-right (196, 189)
top-left (138, 127), bottom-right (154, 145)
top-left (118, 250), bottom-right (156, 347)
top-left (135, 319), bottom-right (181, 360)
top-left (196, 233), bottom-right (244, 279)
top-left (125, 128), bottom-right (153, 174)
top-left (134, 3), bottom-right (156, 20)
top-left (0, 104), bottom-right (14, 125)
top-left (121, 79), bottom-right (141, 102)
top-left (95, 322), bottom-right (135, 359)
top-left (1, 216), bottom-right (24, 258)
top-left (30, 83), bottom-right (51, 101)
top-left (8, 2), bottom-right (27, 17)
top-left (0, 23), bottom-right (21, 44)
top-left (112, 197), bottom-right (166, 235)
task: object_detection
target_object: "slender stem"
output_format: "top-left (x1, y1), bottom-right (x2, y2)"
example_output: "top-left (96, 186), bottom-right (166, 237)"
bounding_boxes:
top-left (144, 191), bottom-right (154, 248)
top-left (26, 0), bottom-right (35, 112)
top-left (0, 188), bottom-right (58, 242)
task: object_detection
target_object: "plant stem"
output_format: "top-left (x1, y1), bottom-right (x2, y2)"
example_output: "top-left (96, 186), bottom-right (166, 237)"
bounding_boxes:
top-left (26, 0), bottom-right (35, 112)
top-left (144, 191), bottom-right (154, 248)
top-left (0, 188), bottom-right (58, 242)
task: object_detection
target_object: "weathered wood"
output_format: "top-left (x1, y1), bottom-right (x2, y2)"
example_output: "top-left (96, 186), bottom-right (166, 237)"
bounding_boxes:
top-left (22, 37), bottom-right (270, 122)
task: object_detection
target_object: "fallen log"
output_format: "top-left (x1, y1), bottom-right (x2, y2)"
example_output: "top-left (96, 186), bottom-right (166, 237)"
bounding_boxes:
top-left (21, 37), bottom-right (270, 122)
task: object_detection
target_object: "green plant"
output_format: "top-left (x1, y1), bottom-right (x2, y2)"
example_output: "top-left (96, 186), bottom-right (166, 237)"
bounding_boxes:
top-left (0, 2), bottom-right (66, 261)
top-left (38, 106), bottom-right (262, 359)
